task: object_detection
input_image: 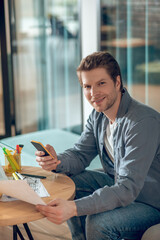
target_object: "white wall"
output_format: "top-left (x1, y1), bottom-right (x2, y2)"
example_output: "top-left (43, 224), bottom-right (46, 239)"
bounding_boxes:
top-left (81, 0), bottom-right (99, 127)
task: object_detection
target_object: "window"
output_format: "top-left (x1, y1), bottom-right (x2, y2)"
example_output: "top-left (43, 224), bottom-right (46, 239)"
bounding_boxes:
top-left (9, 0), bottom-right (82, 134)
top-left (100, 0), bottom-right (160, 112)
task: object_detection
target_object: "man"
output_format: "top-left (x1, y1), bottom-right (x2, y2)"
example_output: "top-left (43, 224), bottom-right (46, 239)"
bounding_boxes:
top-left (35, 52), bottom-right (160, 240)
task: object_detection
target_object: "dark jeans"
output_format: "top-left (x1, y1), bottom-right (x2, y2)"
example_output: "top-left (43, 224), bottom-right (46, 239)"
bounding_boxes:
top-left (67, 170), bottom-right (160, 240)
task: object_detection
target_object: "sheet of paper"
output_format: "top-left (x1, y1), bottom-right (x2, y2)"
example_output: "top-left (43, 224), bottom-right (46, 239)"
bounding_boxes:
top-left (0, 164), bottom-right (8, 180)
top-left (0, 195), bottom-right (17, 202)
top-left (0, 180), bottom-right (46, 205)
top-left (26, 177), bottom-right (50, 197)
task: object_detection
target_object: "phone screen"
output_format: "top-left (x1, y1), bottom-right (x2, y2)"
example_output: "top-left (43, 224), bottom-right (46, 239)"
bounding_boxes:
top-left (31, 141), bottom-right (49, 156)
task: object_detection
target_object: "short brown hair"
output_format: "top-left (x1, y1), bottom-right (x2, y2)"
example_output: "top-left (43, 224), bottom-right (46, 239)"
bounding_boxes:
top-left (77, 51), bottom-right (123, 92)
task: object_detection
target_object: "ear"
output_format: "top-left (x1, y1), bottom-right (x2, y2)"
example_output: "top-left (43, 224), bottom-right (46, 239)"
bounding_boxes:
top-left (116, 75), bottom-right (121, 89)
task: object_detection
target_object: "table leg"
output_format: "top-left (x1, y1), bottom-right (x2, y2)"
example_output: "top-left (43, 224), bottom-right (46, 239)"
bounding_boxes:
top-left (23, 223), bottom-right (34, 240)
top-left (13, 225), bottom-right (17, 240)
top-left (13, 225), bottom-right (25, 240)
top-left (13, 223), bottom-right (34, 240)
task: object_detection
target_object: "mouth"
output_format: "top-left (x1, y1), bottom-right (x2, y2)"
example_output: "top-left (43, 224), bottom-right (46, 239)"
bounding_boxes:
top-left (92, 97), bottom-right (105, 105)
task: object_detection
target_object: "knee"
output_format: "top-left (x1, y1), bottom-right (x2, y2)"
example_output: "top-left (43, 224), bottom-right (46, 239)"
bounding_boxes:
top-left (86, 214), bottom-right (118, 240)
top-left (86, 215), bottom-right (100, 238)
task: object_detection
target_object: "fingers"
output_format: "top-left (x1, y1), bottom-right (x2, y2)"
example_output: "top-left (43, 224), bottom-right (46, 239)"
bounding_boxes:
top-left (47, 217), bottom-right (62, 225)
top-left (39, 161), bottom-right (61, 171)
top-left (36, 160), bottom-right (61, 171)
top-left (35, 144), bottom-right (60, 171)
top-left (35, 144), bottom-right (56, 158)
top-left (35, 150), bottom-right (45, 157)
top-left (36, 204), bottom-right (55, 214)
top-left (36, 156), bottom-right (57, 165)
top-left (45, 144), bottom-right (57, 159)
top-left (36, 200), bottom-right (62, 218)
top-left (45, 144), bottom-right (56, 155)
top-left (36, 204), bottom-right (63, 224)
top-left (36, 199), bottom-right (77, 225)
top-left (47, 198), bottom-right (61, 206)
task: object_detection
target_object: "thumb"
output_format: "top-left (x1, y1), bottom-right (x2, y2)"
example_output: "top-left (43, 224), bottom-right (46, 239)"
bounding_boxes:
top-left (47, 198), bottom-right (61, 206)
top-left (45, 144), bottom-right (57, 158)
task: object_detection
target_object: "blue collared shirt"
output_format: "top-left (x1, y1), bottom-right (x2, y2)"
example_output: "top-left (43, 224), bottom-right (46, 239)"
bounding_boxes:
top-left (56, 88), bottom-right (160, 216)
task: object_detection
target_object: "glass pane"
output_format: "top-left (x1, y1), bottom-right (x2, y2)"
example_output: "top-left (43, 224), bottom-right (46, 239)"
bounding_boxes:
top-left (0, 44), bottom-right (5, 136)
top-left (100, 0), bottom-right (160, 112)
top-left (11, 0), bottom-right (81, 134)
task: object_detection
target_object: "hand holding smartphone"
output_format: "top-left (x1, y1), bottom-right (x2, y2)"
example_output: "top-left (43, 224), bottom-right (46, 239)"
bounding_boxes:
top-left (31, 140), bottom-right (55, 159)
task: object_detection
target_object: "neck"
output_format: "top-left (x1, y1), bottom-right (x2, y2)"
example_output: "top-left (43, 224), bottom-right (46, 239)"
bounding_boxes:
top-left (103, 92), bottom-right (122, 123)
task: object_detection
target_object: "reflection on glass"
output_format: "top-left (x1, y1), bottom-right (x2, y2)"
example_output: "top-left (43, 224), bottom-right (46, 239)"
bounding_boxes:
top-left (100, 0), bottom-right (160, 112)
top-left (10, 0), bottom-right (81, 134)
top-left (0, 45), bottom-right (5, 136)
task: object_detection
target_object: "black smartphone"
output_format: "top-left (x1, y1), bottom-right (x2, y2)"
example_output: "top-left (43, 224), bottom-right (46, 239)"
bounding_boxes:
top-left (31, 140), bottom-right (54, 159)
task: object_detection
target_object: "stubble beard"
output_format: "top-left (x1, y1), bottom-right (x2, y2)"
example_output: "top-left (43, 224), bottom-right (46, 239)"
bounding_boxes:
top-left (94, 93), bottom-right (118, 113)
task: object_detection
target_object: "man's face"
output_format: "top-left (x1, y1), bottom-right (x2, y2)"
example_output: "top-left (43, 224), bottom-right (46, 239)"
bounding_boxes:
top-left (82, 68), bottom-right (121, 115)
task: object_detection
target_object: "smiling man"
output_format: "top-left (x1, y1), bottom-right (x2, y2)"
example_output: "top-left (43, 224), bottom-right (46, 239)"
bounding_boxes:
top-left (35, 52), bottom-right (160, 240)
top-left (79, 64), bottom-right (122, 123)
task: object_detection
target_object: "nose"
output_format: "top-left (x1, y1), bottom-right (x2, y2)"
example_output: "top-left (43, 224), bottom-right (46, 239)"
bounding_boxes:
top-left (91, 86), bottom-right (99, 97)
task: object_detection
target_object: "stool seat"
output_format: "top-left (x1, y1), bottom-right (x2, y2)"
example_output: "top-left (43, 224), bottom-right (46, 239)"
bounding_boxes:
top-left (141, 223), bottom-right (160, 240)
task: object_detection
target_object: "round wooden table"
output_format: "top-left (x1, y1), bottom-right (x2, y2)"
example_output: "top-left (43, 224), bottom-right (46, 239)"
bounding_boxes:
top-left (0, 166), bottom-right (75, 226)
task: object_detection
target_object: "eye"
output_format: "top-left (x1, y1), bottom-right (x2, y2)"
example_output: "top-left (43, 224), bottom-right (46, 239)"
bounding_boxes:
top-left (83, 85), bottom-right (91, 89)
top-left (98, 81), bottom-right (105, 86)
